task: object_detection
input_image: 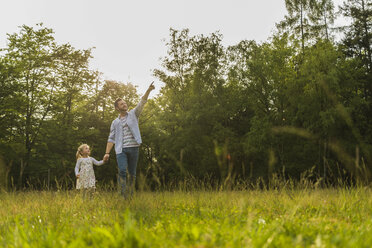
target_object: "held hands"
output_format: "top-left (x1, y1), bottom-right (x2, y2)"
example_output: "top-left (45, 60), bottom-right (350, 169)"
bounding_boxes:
top-left (76, 174), bottom-right (80, 179)
top-left (103, 153), bottom-right (110, 162)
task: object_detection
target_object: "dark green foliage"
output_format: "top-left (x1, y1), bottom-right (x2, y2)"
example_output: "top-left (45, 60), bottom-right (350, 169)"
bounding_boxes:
top-left (0, 0), bottom-right (371, 189)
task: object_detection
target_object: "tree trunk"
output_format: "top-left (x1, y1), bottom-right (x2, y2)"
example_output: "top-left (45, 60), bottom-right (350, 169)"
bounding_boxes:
top-left (19, 158), bottom-right (26, 189)
top-left (323, 141), bottom-right (327, 183)
top-left (323, 7), bottom-right (329, 40)
top-left (5, 160), bottom-right (13, 190)
top-left (300, 1), bottom-right (305, 53)
top-left (361, 0), bottom-right (372, 71)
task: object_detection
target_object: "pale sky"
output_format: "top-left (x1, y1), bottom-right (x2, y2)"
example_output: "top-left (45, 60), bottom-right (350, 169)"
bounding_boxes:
top-left (1, 0), bottom-right (346, 95)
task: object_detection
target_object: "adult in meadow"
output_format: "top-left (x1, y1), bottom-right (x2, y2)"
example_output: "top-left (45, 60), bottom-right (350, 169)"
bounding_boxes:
top-left (103, 82), bottom-right (155, 198)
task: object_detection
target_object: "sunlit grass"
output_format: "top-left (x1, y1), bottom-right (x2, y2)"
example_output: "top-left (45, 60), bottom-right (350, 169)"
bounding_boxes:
top-left (1, 188), bottom-right (372, 247)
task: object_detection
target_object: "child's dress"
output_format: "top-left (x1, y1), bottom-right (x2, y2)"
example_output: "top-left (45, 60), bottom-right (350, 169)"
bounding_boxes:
top-left (75, 157), bottom-right (104, 189)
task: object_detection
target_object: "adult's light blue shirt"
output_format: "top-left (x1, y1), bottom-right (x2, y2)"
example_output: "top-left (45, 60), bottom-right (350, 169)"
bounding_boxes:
top-left (107, 99), bottom-right (147, 154)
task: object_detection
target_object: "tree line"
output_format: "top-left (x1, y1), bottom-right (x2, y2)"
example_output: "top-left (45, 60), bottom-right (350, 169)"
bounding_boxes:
top-left (0, 0), bottom-right (371, 190)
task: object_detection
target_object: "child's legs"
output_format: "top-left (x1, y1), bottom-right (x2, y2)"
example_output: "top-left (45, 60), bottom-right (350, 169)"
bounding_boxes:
top-left (81, 188), bottom-right (88, 199)
top-left (81, 187), bottom-right (95, 199)
top-left (116, 150), bottom-right (128, 196)
top-left (87, 187), bottom-right (95, 199)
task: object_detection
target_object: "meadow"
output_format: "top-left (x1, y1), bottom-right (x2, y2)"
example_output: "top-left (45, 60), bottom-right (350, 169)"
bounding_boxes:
top-left (1, 187), bottom-right (372, 247)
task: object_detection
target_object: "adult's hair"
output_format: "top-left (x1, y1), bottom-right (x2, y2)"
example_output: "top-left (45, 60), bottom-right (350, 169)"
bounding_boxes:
top-left (114, 98), bottom-right (123, 109)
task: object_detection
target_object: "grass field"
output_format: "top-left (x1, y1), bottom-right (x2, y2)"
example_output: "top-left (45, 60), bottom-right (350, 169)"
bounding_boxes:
top-left (1, 188), bottom-right (372, 247)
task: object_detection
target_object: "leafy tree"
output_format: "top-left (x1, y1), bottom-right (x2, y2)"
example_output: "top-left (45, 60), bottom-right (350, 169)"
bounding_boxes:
top-left (1, 24), bottom-right (59, 187)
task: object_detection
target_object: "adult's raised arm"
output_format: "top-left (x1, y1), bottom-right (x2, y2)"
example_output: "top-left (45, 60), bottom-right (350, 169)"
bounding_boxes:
top-left (134, 81), bottom-right (155, 117)
top-left (142, 81), bottom-right (155, 101)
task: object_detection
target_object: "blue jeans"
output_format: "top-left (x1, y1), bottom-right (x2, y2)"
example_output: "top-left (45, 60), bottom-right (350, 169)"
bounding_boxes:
top-left (116, 147), bottom-right (139, 197)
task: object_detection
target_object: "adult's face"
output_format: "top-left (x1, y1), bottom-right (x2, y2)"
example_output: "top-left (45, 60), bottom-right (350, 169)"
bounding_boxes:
top-left (116, 100), bottom-right (128, 112)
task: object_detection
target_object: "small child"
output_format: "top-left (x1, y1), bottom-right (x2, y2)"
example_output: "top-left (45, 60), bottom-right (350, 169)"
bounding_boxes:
top-left (75, 144), bottom-right (105, 196)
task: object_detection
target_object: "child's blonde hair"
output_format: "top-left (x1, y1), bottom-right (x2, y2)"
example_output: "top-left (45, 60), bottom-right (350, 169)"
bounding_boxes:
top-left (76, 144), bottom-right (90, 160)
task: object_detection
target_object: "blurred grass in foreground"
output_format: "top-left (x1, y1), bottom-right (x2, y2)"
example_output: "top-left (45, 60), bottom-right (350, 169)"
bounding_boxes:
top-left (1, 189), bottom-right (372, 247)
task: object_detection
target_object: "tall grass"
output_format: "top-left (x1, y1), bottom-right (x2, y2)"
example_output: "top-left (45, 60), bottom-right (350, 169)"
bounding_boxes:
top-left (1, 183), bottom-right (372, 247)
